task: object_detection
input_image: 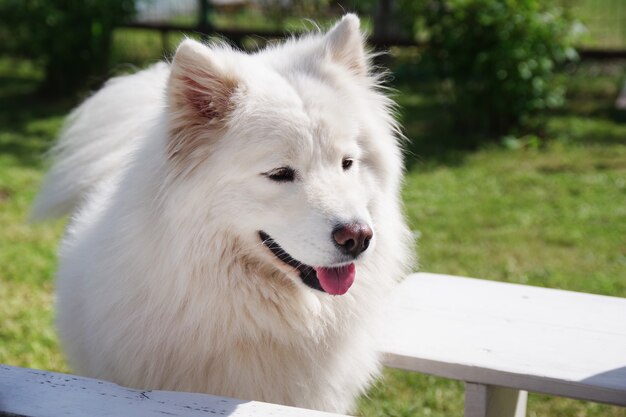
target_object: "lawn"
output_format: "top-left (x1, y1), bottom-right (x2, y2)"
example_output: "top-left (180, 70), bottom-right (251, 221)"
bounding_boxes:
top-left (572, 0), bottom-right (626, 49)
top-left (0, 48), bottom-right (625, 417)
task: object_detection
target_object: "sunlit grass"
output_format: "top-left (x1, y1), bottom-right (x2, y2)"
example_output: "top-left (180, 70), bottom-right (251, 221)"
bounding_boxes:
top-left (405, 142), bottom-right (625, 292)
top-left (573, 0), bottom-right (626, 49)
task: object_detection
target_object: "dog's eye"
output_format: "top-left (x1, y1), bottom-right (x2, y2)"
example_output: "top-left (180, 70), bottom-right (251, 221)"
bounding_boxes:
top-left (266, 167), bottom-right (296, 182)
top-left (342, 158), bottom-right (354, 171)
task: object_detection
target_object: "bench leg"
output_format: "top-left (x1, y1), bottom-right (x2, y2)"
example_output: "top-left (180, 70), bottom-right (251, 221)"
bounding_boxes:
top-left (464, 383), bottom-right (527, 417)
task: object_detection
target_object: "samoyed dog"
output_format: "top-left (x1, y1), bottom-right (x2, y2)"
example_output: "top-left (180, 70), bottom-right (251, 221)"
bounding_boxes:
top-left (32, 14), bottom-right (413, 414)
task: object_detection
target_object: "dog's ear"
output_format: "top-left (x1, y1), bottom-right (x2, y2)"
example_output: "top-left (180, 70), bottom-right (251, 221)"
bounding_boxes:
top-left (324, 14), bottom-right (367, 77)
top-left (167, 39), bottom-right (239, 161)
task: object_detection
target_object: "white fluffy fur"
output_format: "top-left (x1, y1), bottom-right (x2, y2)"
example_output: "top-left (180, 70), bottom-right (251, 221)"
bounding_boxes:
top-left (32, 15), bottom-right (413, 414)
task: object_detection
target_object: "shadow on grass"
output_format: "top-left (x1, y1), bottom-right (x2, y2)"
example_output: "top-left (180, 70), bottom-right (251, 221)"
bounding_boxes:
top-left (393, 80), bottom-right (484, 171)
top-left (0, 74), bottom-right (74, 168)
top-left (393, 59), bottom-right (626, 171)
top-left (542, 60), bottom-right (626, 145)
top-left (0, 57), bottom-right (623, 171)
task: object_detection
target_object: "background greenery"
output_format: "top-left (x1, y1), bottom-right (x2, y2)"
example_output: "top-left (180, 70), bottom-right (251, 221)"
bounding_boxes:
top-left (408, 0), bottom-right (578, 136)
top-left (0, 0), bottom-right (135, 96)
top-left (1, 2), bottom-right (625, 416)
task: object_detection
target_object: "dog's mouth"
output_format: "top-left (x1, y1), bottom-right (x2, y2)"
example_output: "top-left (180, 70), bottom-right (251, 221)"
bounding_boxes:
top-left (258, 231), bottom-right (355, 295)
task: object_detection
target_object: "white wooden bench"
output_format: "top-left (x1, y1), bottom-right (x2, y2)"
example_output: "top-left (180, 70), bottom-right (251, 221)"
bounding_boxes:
top-left (0, 364), bottom-right (348, 417)
top-left (1, 273), bottom-right (625, 416)
top-left (381, 273), bottom-right (626, 417)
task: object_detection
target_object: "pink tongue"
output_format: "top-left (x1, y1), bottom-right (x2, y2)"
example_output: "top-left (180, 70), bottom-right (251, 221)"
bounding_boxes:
top-left (314, 263), bottom-right (356, 295)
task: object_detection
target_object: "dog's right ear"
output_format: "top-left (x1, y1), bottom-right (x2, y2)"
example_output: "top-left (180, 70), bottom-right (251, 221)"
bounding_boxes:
top-left (167, 39), bottom-right (239, 162)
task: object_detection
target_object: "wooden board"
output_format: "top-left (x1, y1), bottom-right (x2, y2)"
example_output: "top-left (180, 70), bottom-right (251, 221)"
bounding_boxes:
top-left (380, 273), bottom-right (626, 406)
top-left (0, 365), bottom-right (350, 417)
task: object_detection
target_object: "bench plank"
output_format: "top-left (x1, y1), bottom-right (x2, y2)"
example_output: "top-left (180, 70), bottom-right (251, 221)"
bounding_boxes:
top-left (380, 273), bottom-right (626, 406)
top-left (0, 365), bottom-right (349, 417)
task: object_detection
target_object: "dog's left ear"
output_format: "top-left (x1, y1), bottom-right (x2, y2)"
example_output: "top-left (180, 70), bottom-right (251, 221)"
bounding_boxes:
top-left (324, 14), bottom-right (368, 77)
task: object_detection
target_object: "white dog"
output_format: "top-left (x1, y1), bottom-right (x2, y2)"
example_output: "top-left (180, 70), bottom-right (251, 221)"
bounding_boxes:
top-left (32, 14), bottom-right (413, 414)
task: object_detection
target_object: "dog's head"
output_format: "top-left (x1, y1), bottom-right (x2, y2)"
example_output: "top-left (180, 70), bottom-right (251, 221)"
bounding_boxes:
top-left (165, 15), bottom-right (403, 296)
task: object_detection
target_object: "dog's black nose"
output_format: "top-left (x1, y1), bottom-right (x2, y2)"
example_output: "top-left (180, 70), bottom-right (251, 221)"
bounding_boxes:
top-left (333, 223), bottom-right (373, 258)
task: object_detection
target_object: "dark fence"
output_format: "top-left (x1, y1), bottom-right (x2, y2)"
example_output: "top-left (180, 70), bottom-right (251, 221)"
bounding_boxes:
top-left (123, 0), bottom-right (626, 58)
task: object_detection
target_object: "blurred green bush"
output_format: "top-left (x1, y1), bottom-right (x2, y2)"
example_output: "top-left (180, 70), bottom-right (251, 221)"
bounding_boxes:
top-left (398, 0), bottom-right (580, 138)
top-left (0, 0), bottom-right (135, 97)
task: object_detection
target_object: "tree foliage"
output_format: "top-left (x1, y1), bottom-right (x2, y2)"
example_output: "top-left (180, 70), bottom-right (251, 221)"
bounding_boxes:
top-left (0, 0), bottom-right (135, 96)
top-left (398, 0), bottom-right (580, 136)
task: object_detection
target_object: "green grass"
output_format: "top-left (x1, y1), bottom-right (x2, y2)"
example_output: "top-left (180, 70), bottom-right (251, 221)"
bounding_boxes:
top-left (0, 52), bottom-right (625, 417)
top-left (0, 58), bottom-right (68, 372)
top-left (402, 141), bottom-right (625, 295)
top-left (572, 0), bottom-right (626, 49)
